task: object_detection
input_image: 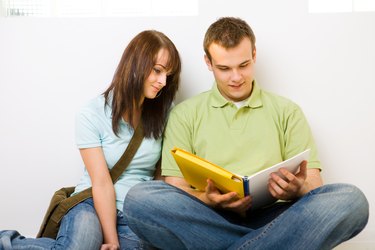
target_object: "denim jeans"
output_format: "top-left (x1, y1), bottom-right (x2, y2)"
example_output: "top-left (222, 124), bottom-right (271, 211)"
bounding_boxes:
top-left (123, 181), bottom-right (369, 250)
top-left (0, 198), bottom-right (144, 250)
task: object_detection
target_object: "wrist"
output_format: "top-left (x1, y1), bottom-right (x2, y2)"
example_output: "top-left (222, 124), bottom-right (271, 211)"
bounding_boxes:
top-left (297, 181), bottom-right (311, 197)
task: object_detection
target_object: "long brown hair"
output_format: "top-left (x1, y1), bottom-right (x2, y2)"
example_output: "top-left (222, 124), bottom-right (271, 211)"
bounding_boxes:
top-left (103, 30), bottom-right (181, 139)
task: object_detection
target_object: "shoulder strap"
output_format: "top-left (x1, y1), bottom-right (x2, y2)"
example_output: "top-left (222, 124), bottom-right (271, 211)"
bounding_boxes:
top-left (110, 121), bottom-right (144, 183)
top-left (62, 122), bottom-right (144, 206)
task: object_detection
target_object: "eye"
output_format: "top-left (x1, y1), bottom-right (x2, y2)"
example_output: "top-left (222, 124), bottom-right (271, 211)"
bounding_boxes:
top-left (153, 67), bottom-right (162, 74)
top-left (240, 63), bottom-right (249, 68)
top-left (217, 67), bottom-right (229, 71)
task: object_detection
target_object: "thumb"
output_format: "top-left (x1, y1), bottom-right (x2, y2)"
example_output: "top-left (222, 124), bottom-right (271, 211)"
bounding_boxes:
top-left (205, 179), bottom-right (215, 192)
top-left (297, 160), bottom-right (307, 179)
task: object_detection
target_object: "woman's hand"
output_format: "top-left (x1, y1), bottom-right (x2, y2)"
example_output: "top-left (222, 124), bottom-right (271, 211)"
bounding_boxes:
top-left (101, 243), bottom-right (120, 250)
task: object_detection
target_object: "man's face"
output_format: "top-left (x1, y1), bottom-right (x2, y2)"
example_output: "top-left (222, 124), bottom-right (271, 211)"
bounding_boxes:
top-left (205, 37), bottom-right (256, 102)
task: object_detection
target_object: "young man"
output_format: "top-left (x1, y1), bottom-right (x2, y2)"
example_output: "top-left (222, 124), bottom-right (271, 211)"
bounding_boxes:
top-left (123, 17), bottom-right (369, 249)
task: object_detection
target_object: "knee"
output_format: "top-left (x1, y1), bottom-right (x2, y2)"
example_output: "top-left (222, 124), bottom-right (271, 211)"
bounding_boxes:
top-left (343, 184), bottom-right (369, 223)
top-left (0, 230), bottom-right (21, 250)
top-left (321, 183), bottom-right (369, 224)
top-left (57, 206), bottom-right (103, 249)
top-left (330, 184), bottom-right (368, 210)
top-left (73, 209), bottom-right (102, 236)
top-left (124, 181), bottom-right (182, 219)
top-left (124, 181), bottom-right (168, 212)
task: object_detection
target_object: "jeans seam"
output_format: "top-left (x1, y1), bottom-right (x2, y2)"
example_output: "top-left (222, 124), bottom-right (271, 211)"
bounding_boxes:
top-left (237, 216), bottom-right (279, 249)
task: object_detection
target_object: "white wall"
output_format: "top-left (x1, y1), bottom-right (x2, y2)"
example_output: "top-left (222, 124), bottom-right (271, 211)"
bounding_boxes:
top-left (1, 0), bottom-right (374, 248)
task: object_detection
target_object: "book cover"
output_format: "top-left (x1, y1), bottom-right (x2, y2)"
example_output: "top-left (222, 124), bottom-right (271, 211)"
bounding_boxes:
top-left (171, 148), bottom-right (310, 210)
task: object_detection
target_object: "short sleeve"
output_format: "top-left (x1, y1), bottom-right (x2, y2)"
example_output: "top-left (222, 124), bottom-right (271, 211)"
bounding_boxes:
top-left (283, 104), bottom-right (321, 170)
top-left (75, 108), bottom-right (102, 149)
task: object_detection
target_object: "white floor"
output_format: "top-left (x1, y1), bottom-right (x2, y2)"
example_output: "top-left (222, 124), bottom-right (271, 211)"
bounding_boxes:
top-left (335, 242), bottom-right (375, 250)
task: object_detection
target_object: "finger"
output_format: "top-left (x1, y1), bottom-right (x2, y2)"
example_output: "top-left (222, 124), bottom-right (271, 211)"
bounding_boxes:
top-left (205, 179), bottom-right (217, 193)
top-left (269, 180), bottom-right (285, 199)
top-left (205, 179), bottom-right (237, 204)
top-left (279, 168), bottom-right (297, 183)
top-left (268, 182), bottom-right (278, 198)
top-left (278, 168), bottom-right (304, 193)
top-left (205, 179), bottom-right (227, 197)
top-left (223, 196), bottom-right (252, 215)
top-left (225, 195), bottom-right (251, 209)
top-left (219, 191), bottom-right (239, 204)
top-left (278, 169), bottom-right (300, 192)
top-left (296, 161), bottom-right (307, 180)
top-left (268, 178), bottom-right (287, 198)
top-left (270, 172), bottom-right (290, 190)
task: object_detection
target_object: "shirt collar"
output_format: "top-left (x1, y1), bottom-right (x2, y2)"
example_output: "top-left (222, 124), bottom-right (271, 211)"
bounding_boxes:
top-left (210, 80), bottom-right (263, 109)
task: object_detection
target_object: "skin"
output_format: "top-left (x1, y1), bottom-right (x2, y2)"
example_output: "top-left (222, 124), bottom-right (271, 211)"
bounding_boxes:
top-left (141, 49), bottom-right (170, 102)
top-left (165, 38), bottom-right (323, 217)
top-left (80, 49), bottom-right (170, 250)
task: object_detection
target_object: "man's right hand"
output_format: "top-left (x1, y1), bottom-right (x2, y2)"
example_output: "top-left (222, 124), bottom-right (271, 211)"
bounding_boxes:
top-left (165, 176), bottom-right (252, 216)
top-left (203, 179), bottom-right (252, 217)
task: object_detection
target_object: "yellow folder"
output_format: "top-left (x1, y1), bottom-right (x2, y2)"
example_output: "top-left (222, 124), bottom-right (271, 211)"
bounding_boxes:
top-left (171, 148), bottom-right (247, 198)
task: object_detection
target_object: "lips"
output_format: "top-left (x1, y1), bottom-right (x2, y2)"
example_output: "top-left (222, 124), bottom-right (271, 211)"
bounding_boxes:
top-left (152, 85), bottom-right (161, 92)
top-left (229, 83), bottom-right (243, 89)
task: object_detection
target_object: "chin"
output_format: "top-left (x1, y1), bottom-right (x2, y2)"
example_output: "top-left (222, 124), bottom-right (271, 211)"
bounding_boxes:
top-left (146, 94), bottom-right (157, 99)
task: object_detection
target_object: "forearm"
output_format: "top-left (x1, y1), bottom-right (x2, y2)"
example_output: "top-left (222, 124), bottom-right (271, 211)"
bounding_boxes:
top-left (165, 177), bottom-right (212, 206)
top-left (92, 184), bottom-right (119, 246)
top-left (79, 147), bottom-right (120, 248)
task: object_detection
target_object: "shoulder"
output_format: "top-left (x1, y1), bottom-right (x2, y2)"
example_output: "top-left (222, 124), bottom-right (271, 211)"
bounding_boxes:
top-left (77, 95), bottom-right (109, 117)
top-left (170, 91), bottom-right (211, 115)
top-left (75, 95), bottom-right (111, 128)
top-left (260, 89), bottom-right (301, 114)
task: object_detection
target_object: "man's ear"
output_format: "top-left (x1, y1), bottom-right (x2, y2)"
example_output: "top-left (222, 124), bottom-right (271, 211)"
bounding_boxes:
top-left (204, 54), bottom-right (213, 71)
top-left (252, 47), bottom-right (257, 63)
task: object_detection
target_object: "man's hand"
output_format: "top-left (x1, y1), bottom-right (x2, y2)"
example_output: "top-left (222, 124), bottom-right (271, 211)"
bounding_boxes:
top-left (268, 160), bottom-right (322, 200)
top-left (203, 179), bottom-right (252, 216)
top-left (165, 176), bottom-right (252, 216)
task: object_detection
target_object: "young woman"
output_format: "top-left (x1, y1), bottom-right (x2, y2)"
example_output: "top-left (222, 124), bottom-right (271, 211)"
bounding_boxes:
top-left (0, 30), bottom-right (181, 250)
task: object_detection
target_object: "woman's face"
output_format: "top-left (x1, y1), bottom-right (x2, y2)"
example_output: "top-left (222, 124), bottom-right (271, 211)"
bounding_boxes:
top-left (142, 48), bottom-right (170, 101)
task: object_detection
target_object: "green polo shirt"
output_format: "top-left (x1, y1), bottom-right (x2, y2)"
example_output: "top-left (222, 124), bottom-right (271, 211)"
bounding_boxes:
top-left (161, 80), bottom-right (321, 178)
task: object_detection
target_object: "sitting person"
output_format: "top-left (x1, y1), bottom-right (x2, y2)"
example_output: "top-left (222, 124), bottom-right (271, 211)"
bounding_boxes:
top-left (123, 17), bottom-right (369, 250)
top-left (0, 29), bottom-right (181, 250)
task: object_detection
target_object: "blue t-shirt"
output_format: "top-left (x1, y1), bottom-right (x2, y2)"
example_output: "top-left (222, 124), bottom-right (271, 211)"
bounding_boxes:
top-left (72, 94), bottom-right (161, 211)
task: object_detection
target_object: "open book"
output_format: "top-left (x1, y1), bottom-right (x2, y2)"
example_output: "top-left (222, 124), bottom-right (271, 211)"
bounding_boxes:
top-left (171, 148), bottom-right (310, 210)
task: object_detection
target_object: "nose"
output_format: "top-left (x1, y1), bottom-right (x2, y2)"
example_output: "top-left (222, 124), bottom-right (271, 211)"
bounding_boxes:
top-left (231, 69), bottom-right (242, 83)
top-left (158, 73), bottom-right (167, 87)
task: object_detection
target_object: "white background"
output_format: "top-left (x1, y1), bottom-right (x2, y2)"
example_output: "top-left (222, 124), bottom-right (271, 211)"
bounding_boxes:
top-left (0, 0), bottom-right (374, 248)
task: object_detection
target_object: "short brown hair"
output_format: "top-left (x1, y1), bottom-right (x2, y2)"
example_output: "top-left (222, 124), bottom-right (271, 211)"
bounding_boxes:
top-left (203, 17), bottom-right (256, 61)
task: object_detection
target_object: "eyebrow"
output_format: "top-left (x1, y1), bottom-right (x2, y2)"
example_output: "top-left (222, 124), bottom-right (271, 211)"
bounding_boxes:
top-left (155, 64), bottom-right (167, 69)
top-left (215, 59), bottom-right (252, 68)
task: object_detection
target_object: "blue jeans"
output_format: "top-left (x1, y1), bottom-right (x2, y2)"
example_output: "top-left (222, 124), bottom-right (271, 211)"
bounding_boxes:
top-left (0, 198), bottom-right (145, 250)
top-left (123, 181), bottom-right (369, 250)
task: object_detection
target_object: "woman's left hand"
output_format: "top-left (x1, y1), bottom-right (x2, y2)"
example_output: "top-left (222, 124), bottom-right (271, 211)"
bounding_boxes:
top-left (101, 243), bottom-right (120, 250)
